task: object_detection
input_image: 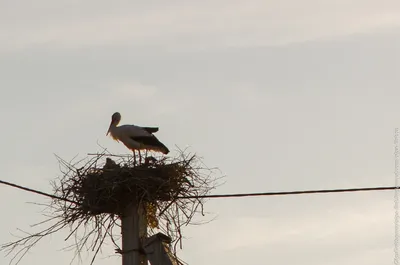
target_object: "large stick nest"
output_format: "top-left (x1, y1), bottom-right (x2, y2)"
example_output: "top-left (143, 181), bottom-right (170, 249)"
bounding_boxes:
top-left (70, 155), bottom-right (198, 216)
top-left (1, 148), bottom-right (221, 265)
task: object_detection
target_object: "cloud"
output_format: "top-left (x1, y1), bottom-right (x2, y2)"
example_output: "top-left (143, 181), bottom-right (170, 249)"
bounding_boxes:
top-left (209, 203), bottom-right (390, 251)
top-left (178, 197), bottom-right (393, 264)
top-left (2, 0), bottom-right (400, 52)
top-left (1, 4), bottom-right (399, 264)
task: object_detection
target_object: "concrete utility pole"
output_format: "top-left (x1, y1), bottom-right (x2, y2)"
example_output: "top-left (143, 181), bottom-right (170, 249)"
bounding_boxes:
top-left (143, 233), bottom-right (178, 265)
top-left (121, 202), bottom-right (148, 265)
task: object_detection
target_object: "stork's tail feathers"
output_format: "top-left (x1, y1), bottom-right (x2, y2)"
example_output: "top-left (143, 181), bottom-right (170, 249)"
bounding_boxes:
top-left (149, 142), bottom-right (169, 155)
top-left (159, 143), bottom-right (169, 155)
top-left (153, 136), bottom-right (169, 155)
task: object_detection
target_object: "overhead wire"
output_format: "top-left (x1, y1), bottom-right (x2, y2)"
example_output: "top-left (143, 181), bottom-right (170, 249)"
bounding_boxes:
top-left (0, 178), bottom-right (398, 202)
top-left (0, 179), bottom-right (77, 204)
top-left (178, 186), bottom-right (400, 199)
top-left (394, 127), bottom-right (399, 265)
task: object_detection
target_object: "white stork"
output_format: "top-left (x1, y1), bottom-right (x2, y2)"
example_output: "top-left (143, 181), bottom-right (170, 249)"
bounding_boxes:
top-left (106, 112), bottom-right (169, 164)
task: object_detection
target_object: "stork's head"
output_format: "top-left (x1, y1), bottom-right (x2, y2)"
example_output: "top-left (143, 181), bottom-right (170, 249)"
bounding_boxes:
top-left (106, 112), bottom-right (121, 136)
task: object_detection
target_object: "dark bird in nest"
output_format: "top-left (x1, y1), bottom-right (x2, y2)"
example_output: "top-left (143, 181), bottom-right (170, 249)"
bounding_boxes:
top-left (103, 158), bottom-right (119, 170)
top-left (106, 112), bottom-right (170, 165)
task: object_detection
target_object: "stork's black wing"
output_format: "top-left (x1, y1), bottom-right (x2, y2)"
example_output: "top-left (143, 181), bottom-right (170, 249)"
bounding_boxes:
top-left (131, 135), bottom-right (169, 154)
top-left (142, 127), bottom-right (159, 133)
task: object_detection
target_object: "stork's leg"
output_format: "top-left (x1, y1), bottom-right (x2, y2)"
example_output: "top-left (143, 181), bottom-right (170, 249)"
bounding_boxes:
top-left (138, 149), bottom-right (142, 164)
top-left (133, 151), bottom-right (137, 165)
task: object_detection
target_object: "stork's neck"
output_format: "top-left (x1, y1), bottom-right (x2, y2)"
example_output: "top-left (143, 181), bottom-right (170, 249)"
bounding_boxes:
top-left (109, 121), bottom-right (119, 132)
top-left (108, 122), bottom-right (120, 140)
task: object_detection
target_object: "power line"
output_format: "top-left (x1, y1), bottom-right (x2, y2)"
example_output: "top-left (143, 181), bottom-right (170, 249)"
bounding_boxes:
top-left (0, 179), bottom-right (77, 204)
top-left (179, 186), bottom-right (400, 199)
top-left (394, 127), bottom-right (399, 265)
top-left (0, 178), bottom-right (398, 201)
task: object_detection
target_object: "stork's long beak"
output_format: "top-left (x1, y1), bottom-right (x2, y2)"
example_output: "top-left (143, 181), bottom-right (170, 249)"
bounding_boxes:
top-left (106, 121), bottom-right (112, 136)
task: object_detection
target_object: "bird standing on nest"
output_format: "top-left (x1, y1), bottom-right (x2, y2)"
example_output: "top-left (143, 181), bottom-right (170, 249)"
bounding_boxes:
top-left (106, 112), bottom-right (169, 164)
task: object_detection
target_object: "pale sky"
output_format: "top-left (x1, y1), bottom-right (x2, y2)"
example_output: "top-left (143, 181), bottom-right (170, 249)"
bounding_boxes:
top-left (1, 1), bottom-right (400, 264)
